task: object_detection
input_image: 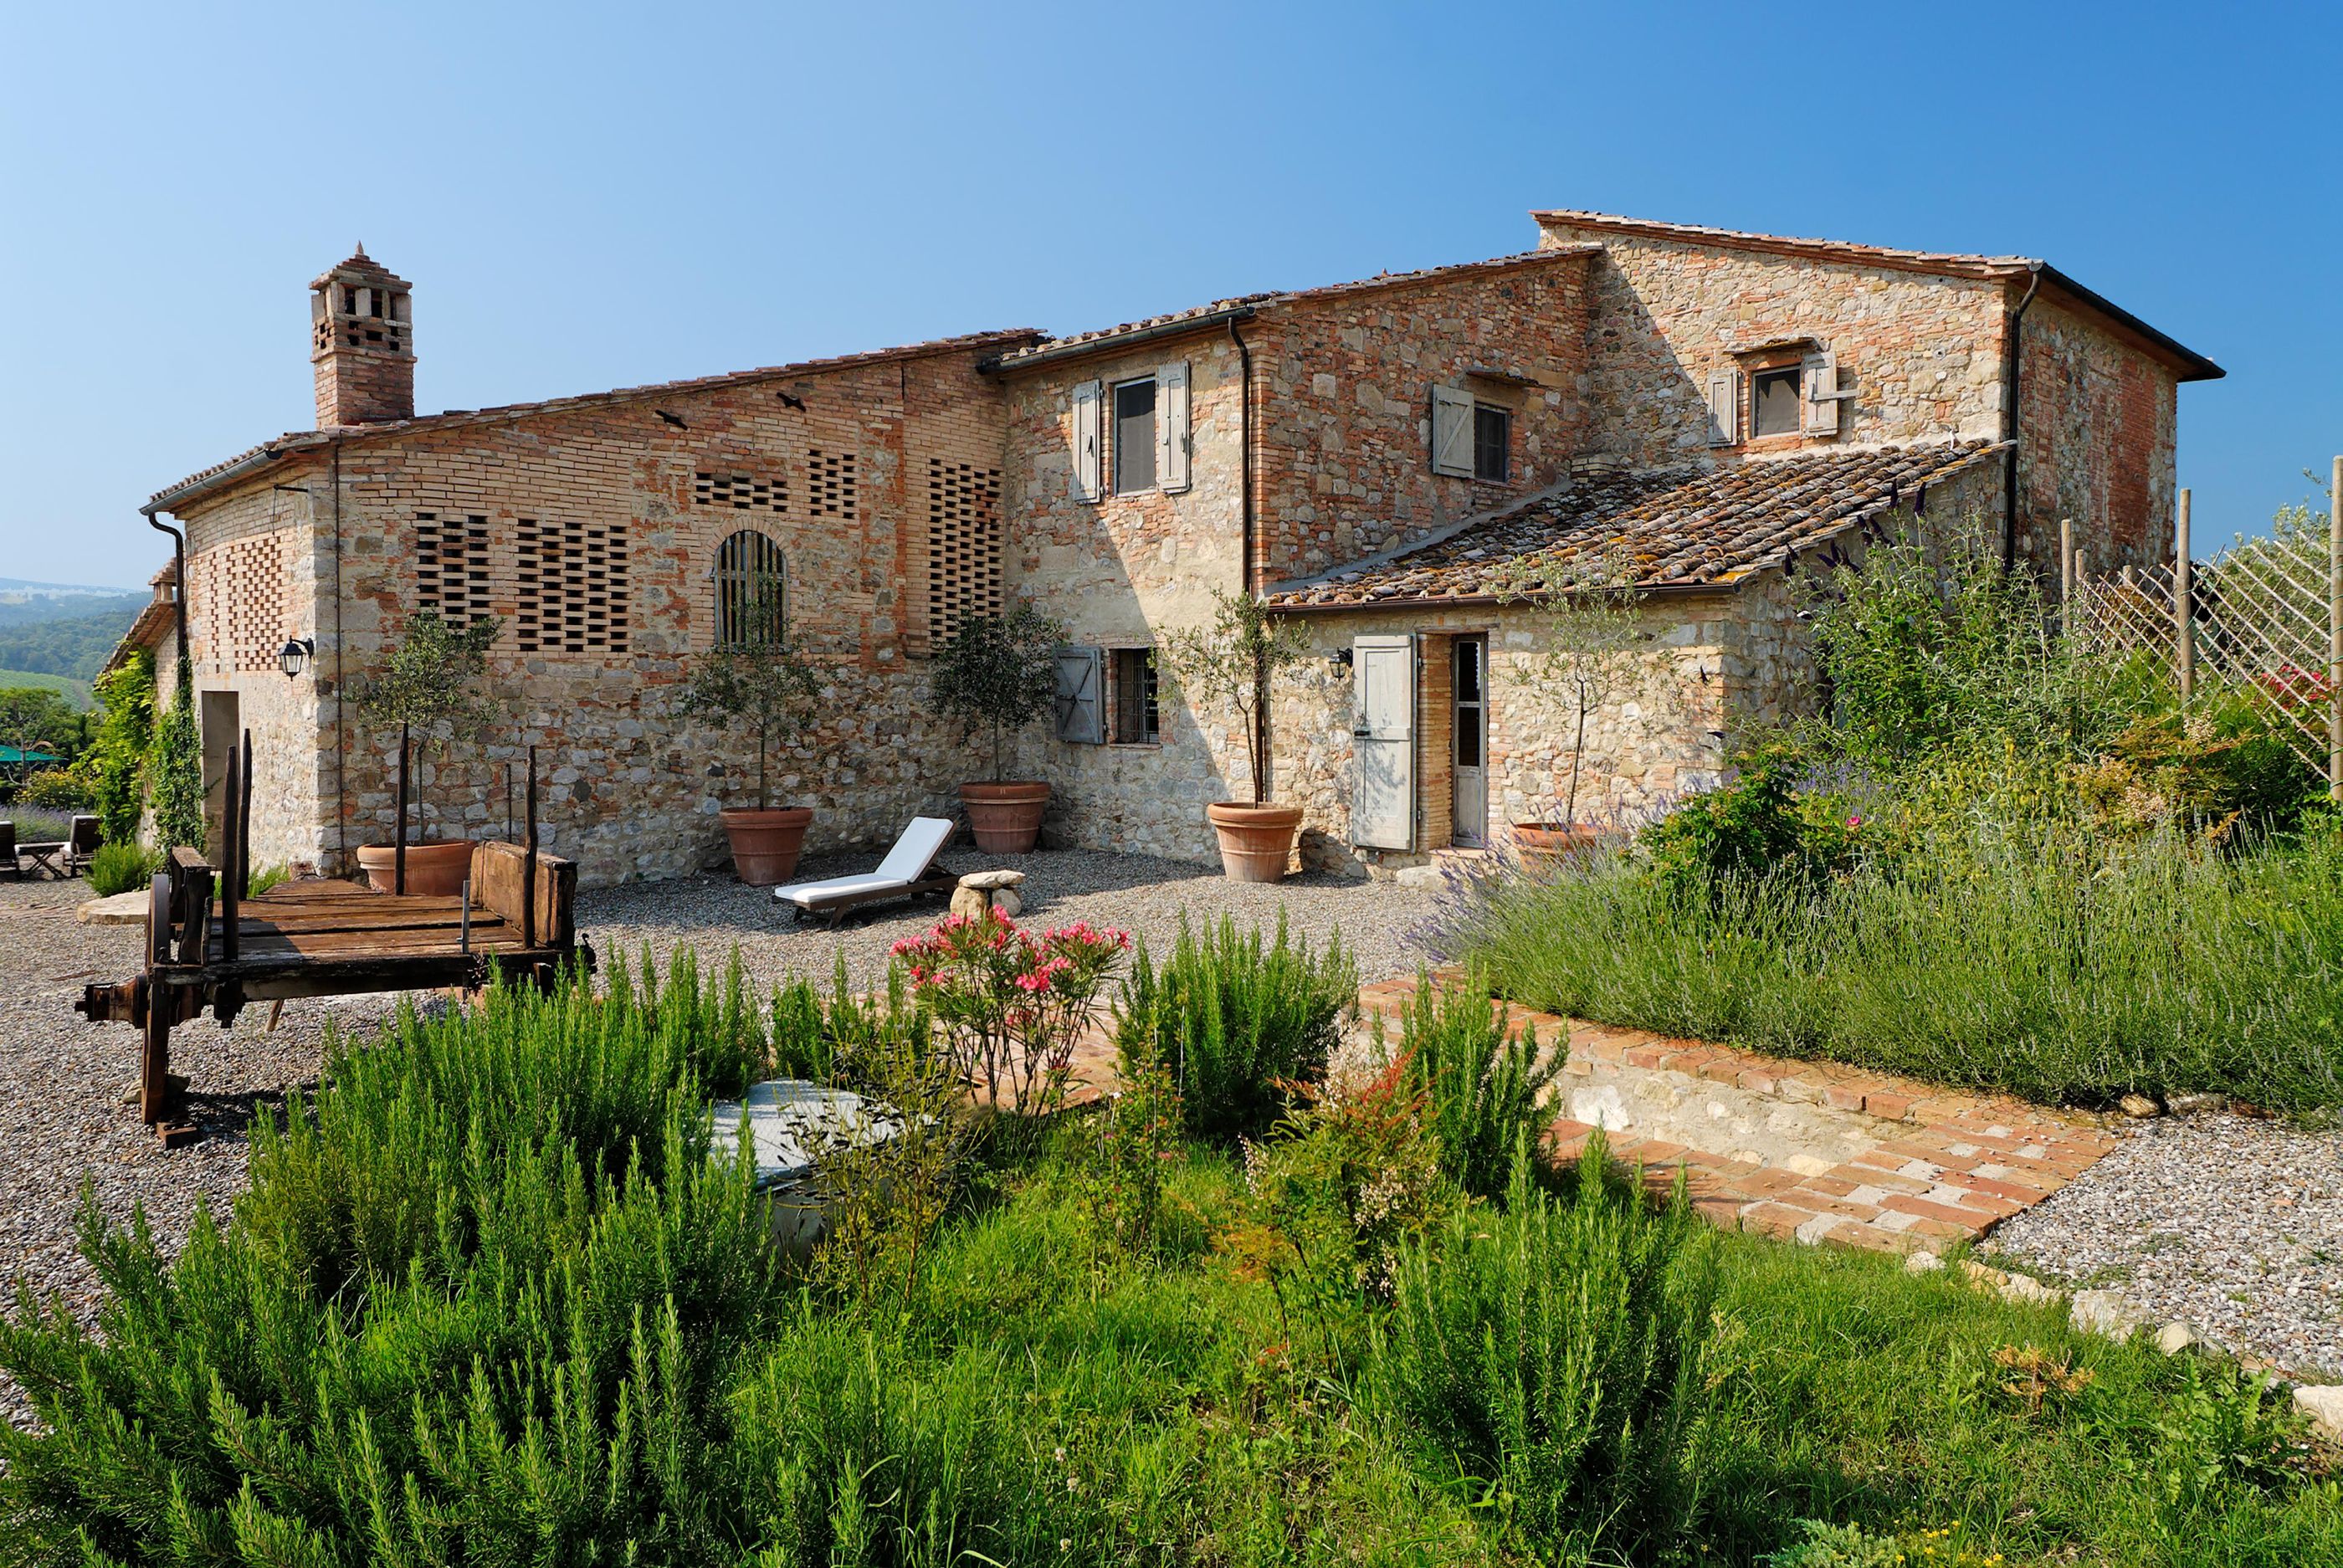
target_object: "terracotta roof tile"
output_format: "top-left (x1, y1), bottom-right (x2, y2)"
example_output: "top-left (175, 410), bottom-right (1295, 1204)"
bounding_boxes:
top-left (1264, 440), bottom-right (2007, 609)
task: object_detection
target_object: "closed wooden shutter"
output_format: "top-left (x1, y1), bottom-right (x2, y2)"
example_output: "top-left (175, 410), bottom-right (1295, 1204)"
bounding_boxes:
top-left (1157, 361), bottom-right (1191, 493)
top-left (1706, 368), bottom-right (1741, 446)
top-left (1054, 644), bottom-right (1105, 743)
top-left (1430, 386), bottom-right (1474, 477)
top-left (1072, 381), bottom-right (1103, 501)
top-left (1802, 351), bottom-right (1843, 437)
top-left (1351, 634), bottom-right (1416, 849)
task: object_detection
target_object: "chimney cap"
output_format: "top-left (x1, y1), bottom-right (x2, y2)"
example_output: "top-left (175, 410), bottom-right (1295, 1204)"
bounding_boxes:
top-left (310, 248), bottom-right (409, 292)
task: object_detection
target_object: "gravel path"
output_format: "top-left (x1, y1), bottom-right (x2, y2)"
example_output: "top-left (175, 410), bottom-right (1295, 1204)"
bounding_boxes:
top-left (1993, 1111), bottom-right (2343, 1381)
top-left (0, 853), bottom-right (1428, 1431)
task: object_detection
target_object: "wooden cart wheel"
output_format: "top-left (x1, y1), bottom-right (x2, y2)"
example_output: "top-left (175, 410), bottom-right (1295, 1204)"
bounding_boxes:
top-left (146, 871), bottom-right (170, 967)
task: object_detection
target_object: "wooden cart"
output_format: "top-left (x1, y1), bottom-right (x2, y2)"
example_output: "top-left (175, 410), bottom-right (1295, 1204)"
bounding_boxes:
top-left (75, 734), bottom-right (590, 1145)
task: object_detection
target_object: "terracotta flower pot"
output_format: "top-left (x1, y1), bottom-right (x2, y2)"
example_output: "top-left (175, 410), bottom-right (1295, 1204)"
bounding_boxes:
top-left (1205, 802), bottom-right (1304, 883)
top-left (720, 806), bottom-right (813, 886)
top-left (960, 781), bottom-right (1050, 855)
top-left (356, 839), bottom-right (476, 897)
top-left (1512, 822), bottom-right (1620, 860)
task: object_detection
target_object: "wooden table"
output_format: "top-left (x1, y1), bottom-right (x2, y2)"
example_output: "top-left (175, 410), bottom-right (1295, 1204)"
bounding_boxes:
top-left (18, 840), bottom-right (66, 878)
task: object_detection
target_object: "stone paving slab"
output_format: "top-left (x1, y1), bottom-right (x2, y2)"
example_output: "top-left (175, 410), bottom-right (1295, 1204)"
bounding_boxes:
top-left (1356, 974), bottom-right (2119, 1256)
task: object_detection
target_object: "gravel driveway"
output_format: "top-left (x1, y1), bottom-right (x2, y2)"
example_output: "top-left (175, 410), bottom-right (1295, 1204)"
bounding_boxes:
top-left (1993, 1111), bottom-right (2343, 1382)
top-left (0, 851), bottom-right (1428, 1430)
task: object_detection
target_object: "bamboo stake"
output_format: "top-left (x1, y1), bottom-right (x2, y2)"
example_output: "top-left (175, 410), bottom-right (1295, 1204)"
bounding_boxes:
top-left (2176, 490), bottom-right (2194, 706)
top-left (2059, 516), bottom-right (2074, 630)
top-left (393, 722), bottom-right (410, 896)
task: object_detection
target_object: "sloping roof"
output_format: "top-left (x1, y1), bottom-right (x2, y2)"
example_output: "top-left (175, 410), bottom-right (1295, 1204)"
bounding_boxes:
top-left (991, 248), bottom-right (1599, 372)
top-left (1264, 440), bottom-right (2008, 610)
top-left (1531, 209), bottom-right (2222, 382)
top-left (143, 327), bottom-right (1047, 515)
top-left (102, 566), bottom-right (180, 677)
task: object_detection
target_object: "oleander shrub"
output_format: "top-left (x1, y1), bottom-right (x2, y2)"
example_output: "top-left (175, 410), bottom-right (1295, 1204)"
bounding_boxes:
top-left (1382, 966), bottom-right (1561, 1201)
top-left (85, 839), bottom-right (159, 897)
top-left (1113, 911), bottom-right (1356, 1143)
top-left (1377, 1143), bottom-right (1724, 1558)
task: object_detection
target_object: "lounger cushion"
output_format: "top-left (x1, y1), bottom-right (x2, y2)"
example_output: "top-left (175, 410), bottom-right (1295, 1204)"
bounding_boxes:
top-left (772, 817), bottom-right (956, 907)
top-left (773, 874), bottom-right (900, 907)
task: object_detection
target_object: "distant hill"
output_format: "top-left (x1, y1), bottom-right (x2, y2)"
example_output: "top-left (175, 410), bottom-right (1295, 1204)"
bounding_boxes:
top-left (0, 602), bottom-right (145, 684)
top-left (0, 669), bottom-right (95, 709)
top-left (0, 576), bottom-right (144, 596)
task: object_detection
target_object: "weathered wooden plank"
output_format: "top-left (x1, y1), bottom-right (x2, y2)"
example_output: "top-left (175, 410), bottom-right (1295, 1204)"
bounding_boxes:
top-left (235, 927), bottom-right (526, 958)
top-left (471, 842), bottom-right (574, 950)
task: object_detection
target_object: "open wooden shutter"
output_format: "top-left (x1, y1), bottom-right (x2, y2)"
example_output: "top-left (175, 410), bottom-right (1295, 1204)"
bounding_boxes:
top-left (1430, 386), bottom-right (1474, 477)
top-left (1351, 634), bottom-right (1416, 849)
top-left (1071, 381), bottom-right (1103, 500)
top-left (1802, 351), bottom-right (1843, 437)
top-left (1156, 361), bottom-right (1191, 493)
top-left (1706, 368), bottom-right (1741, 446)
top-left (1054, 644), bottom-right (1104, 743)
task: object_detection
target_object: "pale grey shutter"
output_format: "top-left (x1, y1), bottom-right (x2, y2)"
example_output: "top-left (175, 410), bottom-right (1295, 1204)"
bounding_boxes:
top-left (1705, 368), bottom-right (1740, 446)
top-left (1071, 381), bottom-right (1103, 500)
top-left (1430, 386), bottom-right (1474, 477)
top-left (1054, 645), bottom-right (1105, 743)
top-left (1801, 351), bottom-right (1843, 437)
top-left (1156, 361), bottom-right (1191, 493)
top-left (1351, 634), bottom-right (1416, 848)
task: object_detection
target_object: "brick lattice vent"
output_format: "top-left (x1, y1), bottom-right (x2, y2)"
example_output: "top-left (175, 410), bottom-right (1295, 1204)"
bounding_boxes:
top-left (695, 470), bottom-right (787, 513)
top-left (516, 517), bottom-right (630, 654)
top-left (807, 448), bottom-right (856, 520)
top-left (414, 513), bottom-right (495, 630)
top-left (1355, 974), bottom-right (2118, 1255)
top-left (925, 458), bottom-right (1002, 643)
top-left (196, 533), bottom-right (287, 674)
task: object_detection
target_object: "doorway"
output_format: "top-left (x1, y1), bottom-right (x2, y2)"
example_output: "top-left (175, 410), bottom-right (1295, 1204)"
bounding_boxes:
top-left (199, 689), bottom-right (239, 862)
top-left (1452, 637), bottom-right (1487, 847)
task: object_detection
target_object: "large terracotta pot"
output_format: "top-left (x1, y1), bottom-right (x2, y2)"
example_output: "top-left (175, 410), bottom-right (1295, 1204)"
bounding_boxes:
top-left (960, 781), bottom-right (1050, 855)
top-left (1205, 802), bottom-right (1304, 884)
top-left (1512, 822), bottom-right (1622, 860)
top-left (720, 806), bottom-right (813, 885)
top-left (356, 839), bottom-right (476, 897)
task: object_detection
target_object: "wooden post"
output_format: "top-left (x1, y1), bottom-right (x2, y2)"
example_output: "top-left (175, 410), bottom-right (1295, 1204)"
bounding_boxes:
top-left (2175, 490), bottom-right (2193, 706)
top-left (237, 728), bottom-right (254, 899)
top-left (521, 744), bottom-right (538, 951)
top-left (220, 740), bottom-right (240, 963)
top-left (141, 990), bottom-right (172, 1125)
top-left (2330, 455), bottom-right (2340, 803)
top-left (505, 762), bottom-right (514, 843)
top-left (394, 721), bottom-right (410, 896)
top-left (2058, 516), bottom-right (2074, 631)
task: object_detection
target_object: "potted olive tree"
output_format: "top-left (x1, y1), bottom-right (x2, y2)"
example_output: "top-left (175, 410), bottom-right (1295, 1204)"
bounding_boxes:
top-left (677, 588), bottom-right (823, 884)
top-left (926, 607), bottom-right (1064, 853)
top-left (1497, 544), bottom-right (1648, 856)
top-left (1159, 587), bottom-right (1315, 882)
top-left (354, 610), bottom-right (500, 895)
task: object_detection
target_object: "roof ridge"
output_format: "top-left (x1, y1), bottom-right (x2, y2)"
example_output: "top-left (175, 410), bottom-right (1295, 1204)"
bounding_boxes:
top-left (1529, 208), bottom-right (2038, 275)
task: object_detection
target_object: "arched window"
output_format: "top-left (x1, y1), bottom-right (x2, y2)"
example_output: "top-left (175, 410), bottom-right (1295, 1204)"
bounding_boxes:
top-left (714, 530), bottom-right (786, 647)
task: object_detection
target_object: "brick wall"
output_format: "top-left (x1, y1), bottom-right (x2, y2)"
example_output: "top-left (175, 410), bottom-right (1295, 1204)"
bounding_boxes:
top-left (2016, 293), bottom-right (2178, 580)
top-left (1535, 222), bottom-right (2009, 466)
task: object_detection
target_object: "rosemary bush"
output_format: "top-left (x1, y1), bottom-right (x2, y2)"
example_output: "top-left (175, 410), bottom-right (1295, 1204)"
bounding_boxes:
top-left (1383, 967), bottom-right (1561, 1201)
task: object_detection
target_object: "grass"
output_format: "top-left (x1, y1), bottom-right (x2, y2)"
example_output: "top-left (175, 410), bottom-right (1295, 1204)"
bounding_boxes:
top-left (5, 950), bottom-right (2338, 1565)
top-left (1438, 825), bottom-right (2343, 1113)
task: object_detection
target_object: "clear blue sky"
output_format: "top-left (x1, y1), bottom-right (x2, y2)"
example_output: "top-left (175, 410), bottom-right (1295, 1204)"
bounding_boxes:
top-left (3, 0), bottom-right (2335, 588)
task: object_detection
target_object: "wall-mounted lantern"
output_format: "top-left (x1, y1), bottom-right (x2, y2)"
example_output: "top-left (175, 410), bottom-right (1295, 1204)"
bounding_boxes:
top-left (277, 637), bottom-right (316, 679)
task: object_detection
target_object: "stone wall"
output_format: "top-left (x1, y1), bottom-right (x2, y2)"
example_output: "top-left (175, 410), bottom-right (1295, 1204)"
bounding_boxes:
top-left (2017, 292), bottom-right (2178, 580)
top-left (1252, 253), bottom-right (1592, 580)
top-left (1533, 221), bottom-right (2009, 466)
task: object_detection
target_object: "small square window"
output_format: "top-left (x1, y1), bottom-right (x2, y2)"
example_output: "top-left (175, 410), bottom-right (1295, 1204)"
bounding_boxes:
top-left (1112, 647), bottom-right (1160, 743)
top-left (1473, 405), bottom-right (1510, 482)
top-left (1113, 378), bottom-right (1157, 494)
top-left (1751, 366), bottom-right (1802, 438)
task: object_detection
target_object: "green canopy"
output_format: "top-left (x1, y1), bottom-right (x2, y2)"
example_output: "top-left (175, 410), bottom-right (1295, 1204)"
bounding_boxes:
top-left (0, 746), bottom-right (62, 765)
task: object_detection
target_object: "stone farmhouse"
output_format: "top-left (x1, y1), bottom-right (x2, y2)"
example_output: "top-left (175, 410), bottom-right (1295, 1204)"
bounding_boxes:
top-left (119, 212), bottom-right (2218, 884)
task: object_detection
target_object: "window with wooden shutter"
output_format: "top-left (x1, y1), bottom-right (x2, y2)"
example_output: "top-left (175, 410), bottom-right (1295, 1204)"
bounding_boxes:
top-left (1802, 350), bottom-right (1848, 437)
top-left (1705, 369), bottom-right (1741, 446)
top-left (1157, 361), bottom-right (1191, 493)
top-left (1071, 381), bottom-right (1102, 501)
top-left (1430, 385), bottom-right (1474, 477)
top-left (1054, 644), bottom-right (1105, 743)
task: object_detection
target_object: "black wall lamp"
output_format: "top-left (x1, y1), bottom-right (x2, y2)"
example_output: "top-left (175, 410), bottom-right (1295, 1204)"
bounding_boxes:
top-left (278, 637), bottom-right (315, 678)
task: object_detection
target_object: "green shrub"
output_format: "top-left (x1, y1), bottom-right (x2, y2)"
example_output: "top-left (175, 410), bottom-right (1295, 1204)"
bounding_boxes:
top-left (1443, 814), bottom-right (2343, 1110)
top-left (1641, 753), bottom-right (1856, 901)
top-left (85, 840), bottom-right (158, 897)
top-left (79, 651), bottom-right (153, 844)
top-left (146, 659), bottom-right (202, 852)
top-left (249, 862), bottom-right (290, 894)
top-left (1113, 911), bottom-right (1355, 1143)
top-left (13, 768), bottom-right (85, 811)
top-left (1385, 967), bottom-right (1561, 1201)
top-left (1377, 1144), bottom-right (1723, 1557)
top-left (772, 952), bottom-right (932, 1086)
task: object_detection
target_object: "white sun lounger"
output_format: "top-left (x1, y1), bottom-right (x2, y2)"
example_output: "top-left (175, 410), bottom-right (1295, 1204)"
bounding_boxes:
top-left (772, 816), bottom-right (960, 926)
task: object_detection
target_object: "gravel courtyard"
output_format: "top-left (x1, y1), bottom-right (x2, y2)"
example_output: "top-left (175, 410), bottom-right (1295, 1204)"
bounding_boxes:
top-left (0, 849), bottom-right (1431, 1430)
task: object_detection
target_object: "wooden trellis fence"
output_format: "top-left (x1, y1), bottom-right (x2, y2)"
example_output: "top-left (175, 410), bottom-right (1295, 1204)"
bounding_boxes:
top-left (2067, 458), bottom-right (2343, 797)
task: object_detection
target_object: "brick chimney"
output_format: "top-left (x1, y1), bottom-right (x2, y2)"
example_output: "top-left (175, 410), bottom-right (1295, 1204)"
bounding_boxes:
top-left (310, 245), bottom-right (413, 426)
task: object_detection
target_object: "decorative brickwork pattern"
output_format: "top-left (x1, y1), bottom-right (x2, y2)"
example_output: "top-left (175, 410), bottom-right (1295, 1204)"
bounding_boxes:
top-left (516, 518), bottom-right (630, 654)
top-left (695, 469), bottom-right (788, 513)
top-left (925, 458), bottom-right (1002, 643)
top-left (194, 531), bottom-right (288, 674)
top-left (414, 513), bottom-right (495, 631)
top-left (807, 448), bottom-right (857, 520)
